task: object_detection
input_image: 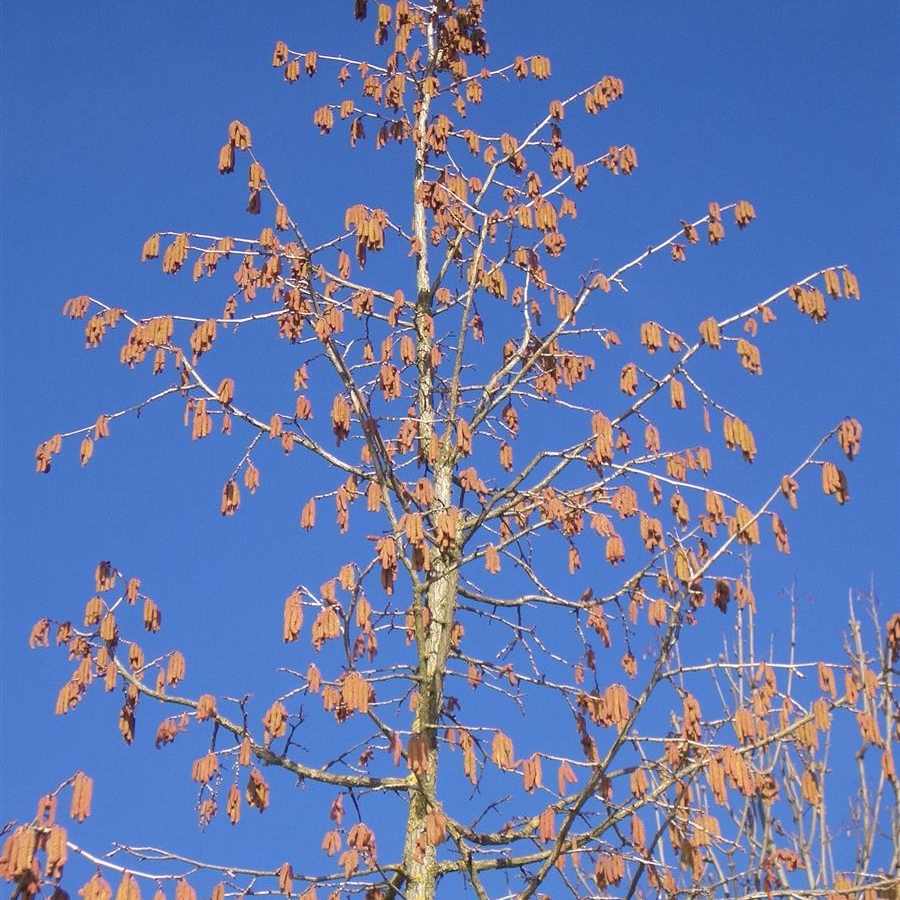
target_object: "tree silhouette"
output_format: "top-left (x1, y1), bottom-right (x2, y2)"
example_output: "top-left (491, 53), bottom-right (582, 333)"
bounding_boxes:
top-left (6, 3), bottom-right (898, 899)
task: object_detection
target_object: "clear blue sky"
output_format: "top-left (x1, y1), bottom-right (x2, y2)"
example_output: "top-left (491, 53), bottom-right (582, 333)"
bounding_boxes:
top-left (2, 0), bottom-right (898, 888)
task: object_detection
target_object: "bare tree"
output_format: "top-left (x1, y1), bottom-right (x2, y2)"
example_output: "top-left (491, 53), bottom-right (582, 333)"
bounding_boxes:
top-left (6, 3), bottom-right (898, 900)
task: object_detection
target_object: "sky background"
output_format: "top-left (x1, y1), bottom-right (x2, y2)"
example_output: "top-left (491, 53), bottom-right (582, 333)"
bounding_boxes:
top-left (2, 0), bottom-right (899, 889)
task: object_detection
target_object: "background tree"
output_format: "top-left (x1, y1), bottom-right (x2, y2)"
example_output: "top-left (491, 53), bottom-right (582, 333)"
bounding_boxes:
top-left (2, 3), bottom-right (898, 900)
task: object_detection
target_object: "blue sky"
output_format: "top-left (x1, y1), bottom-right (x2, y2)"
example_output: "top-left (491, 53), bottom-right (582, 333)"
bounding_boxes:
top-left (2, 0), bottom-right (899, 890)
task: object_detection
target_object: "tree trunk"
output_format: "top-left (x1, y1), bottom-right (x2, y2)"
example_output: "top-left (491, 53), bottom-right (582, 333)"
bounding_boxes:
top-left (400, 455), bottom-right (459, 900)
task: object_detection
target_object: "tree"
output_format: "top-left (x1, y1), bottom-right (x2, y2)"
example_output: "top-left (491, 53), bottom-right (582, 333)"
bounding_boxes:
top-left (4, 3), bottom-right (898, 899)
